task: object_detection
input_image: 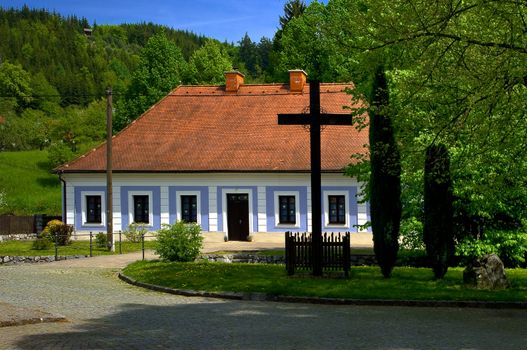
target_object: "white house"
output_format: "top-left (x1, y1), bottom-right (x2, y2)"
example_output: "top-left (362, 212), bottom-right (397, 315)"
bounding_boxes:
top-left (56, 70), bottom-right (370, 242)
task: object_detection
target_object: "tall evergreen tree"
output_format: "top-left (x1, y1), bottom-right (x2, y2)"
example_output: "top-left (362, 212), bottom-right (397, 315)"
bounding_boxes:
top-left (424, 143), bottom-right (454, 279)
top-left (279, 0), bottom-right (307, 29)
top-left (369, 65), bottom-right (401, 278)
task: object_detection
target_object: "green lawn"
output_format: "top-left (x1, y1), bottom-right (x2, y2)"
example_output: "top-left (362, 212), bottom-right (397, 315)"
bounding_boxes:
top-left (0, 150), bottom-right (61, 215)
top-left (123, 261), bottom-right (527, 302)
top-left (208, 248), bottom-right (374, 257)
top-left (0, 239), bottom-right (157, 256)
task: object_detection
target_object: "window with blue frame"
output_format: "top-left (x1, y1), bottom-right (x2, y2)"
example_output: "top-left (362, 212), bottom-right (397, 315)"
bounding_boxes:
top-left (86, 195), bottom-right (101, 224)
top-left (279, 195), bottom-right (296, 224)
top-left (181, 195), bottom-right (197, 223)
top-left (328, 195), bottom-right (345, 224)
top-left (133, 195), bottom-right (149, 224)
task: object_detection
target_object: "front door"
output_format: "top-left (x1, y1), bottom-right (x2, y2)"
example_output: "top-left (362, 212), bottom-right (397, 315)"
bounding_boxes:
top-left (227, 194), bottom-right (249, 241)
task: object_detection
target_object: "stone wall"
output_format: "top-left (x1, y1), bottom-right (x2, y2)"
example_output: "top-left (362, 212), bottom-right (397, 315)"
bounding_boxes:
top-left (200, 253), bottom-right (378, 266)
top-left (0, 233), bottom-right (37, 242)
top-left (0, 255), bottom-right (88, 265)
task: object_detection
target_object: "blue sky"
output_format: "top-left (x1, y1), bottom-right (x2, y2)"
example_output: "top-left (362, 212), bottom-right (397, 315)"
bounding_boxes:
top-left (4, 0), bottom-right (325, 43)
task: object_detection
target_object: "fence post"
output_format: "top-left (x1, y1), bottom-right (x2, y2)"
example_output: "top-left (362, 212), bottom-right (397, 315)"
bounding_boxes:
top-left (54, 233), bottom-right (58, 261)
top-left (119, 230), bottom-right (122, 254)
top-left (343, 232), bottom-right (350, 278)
top-left (141, 233), bottom-right (145, 261)
top-left (89, 232), bottom-right (93, 257)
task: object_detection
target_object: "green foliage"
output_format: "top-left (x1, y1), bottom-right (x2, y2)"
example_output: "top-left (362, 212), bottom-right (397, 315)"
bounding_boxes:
top-left (423, 144), bottom-right (454, 279)
top-left (0, 61), bottom-right (32, 111)
top-left (47, 142), bottom-right (75, 169)
top-left (456, 229), bottom-right (527, 268)
top-left (42, 219), bottom-right (72, 246)
top-left (369, 66), bottom-right (401, 278)
top-left (95, 232), bottom-right (108, 248)
top-left (155, 221), bottom-right (203, 262)
top-left (0, 150), bottom-right (61, 215)
top-left (186, 39), bottom-right (232, 85)
top-left (123, 223), bottom-right (148, 243)
top-left (31, 237), bottom-right (52, 250)
top-left (400, 217), bottom-right (424, 251)
top-left (115, 33), bottom-right (187, 130)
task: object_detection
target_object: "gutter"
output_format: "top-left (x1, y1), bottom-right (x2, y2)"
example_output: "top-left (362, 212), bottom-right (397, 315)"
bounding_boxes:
top-left (58, 172), bottom-right (67, 225)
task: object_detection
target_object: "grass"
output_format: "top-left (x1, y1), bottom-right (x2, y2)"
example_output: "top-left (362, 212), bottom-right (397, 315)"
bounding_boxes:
top-left (123, 260), bottom-right (527, 302)
top-left (0, 239), bottom-right (157, 256)
top-left (0, 150), bottom-right (61, 215)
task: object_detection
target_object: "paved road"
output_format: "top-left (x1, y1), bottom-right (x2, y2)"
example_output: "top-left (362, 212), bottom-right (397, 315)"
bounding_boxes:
top-left (1, 258), bottom-right (526, 349)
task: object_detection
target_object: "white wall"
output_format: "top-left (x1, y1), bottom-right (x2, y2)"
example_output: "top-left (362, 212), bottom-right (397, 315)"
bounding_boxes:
top-left (63, 172), bottom-right (368, 234)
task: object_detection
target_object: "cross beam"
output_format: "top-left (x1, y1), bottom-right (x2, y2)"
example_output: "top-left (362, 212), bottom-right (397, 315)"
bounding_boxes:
top-left (277, 80), bottom-right (352, 276)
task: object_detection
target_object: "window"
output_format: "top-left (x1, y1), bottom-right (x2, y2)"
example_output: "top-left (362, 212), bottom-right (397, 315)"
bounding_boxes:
top-left (86, 195), bottom-right (102, 224)
top-left (278, 195), bottom-right (296, 224)
top-left (181, 195), bottom-right (197, 222)
top-left (328, 195), bottom-right (346, 224)
top-left (133, 195), bottom-right (149, 224)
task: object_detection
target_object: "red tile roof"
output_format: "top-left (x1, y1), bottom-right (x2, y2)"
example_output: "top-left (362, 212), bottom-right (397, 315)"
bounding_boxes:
top-left (58, 83), bottom-right (368, 173)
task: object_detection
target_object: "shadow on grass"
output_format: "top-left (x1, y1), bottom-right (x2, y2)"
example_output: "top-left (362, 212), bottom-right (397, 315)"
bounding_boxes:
top-left (13, 301), bottom-right (527, 349)
top-left (36, 176), bottom-right (60, 188)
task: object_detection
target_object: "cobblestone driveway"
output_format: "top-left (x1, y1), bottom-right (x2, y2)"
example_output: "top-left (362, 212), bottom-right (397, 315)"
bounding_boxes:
top-left (1, 258), bottom-right (526, 349)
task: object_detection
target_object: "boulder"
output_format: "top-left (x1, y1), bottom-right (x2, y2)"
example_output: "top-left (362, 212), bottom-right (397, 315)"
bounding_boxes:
top-left (463, 254), bottom-right (509, 289)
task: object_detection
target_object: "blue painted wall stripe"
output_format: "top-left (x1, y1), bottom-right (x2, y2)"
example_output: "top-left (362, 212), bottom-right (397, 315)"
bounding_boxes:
top-left (216, 186), bottom-right (258, 232)
top-left (74, 186), bottom-right (107, 231)
top-left (265, 186), bottom-right (307, 232)
top-left (120, 186), bottom-right (161, 230)
top-left (168, 186), bottom-right (209, 231)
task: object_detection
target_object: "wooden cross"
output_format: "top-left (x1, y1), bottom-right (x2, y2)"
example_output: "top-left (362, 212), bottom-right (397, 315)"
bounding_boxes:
top-left (278, 80), bottom-right (352, 276)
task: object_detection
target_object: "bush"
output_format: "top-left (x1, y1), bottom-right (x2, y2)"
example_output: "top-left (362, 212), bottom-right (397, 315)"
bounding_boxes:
top-left (47, 142), bottom-right (75, 169)
top-left (95, 232), bottom-right (108, 248)
top-left (32, 237), bottom-right (52, 250)
top-left (42, 219), bottom-right (72, 246)
top-left (456, 229), bottom-right (527, 267)
top-left (123, 223), bottom-right (147, 243)
top-left (155, 221), bottom-right (203, 262)
top-left (400, 217), bottom-right (424, 250)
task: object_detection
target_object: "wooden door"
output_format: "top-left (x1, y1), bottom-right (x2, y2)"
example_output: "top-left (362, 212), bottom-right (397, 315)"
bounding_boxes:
top-left (227, 194), bottom-right (249, 241)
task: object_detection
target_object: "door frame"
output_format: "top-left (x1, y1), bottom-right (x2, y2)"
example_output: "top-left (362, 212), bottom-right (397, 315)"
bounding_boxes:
top-left (221, 188), bottom-right (254, 240)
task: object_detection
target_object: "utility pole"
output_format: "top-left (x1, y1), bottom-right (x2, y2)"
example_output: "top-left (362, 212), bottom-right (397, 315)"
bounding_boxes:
top-left (106, 87), bottom-right (114, 251)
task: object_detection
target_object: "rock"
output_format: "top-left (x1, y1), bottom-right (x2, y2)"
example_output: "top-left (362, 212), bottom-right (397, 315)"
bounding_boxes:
top-left (463, 254), bottom-right (509, 289)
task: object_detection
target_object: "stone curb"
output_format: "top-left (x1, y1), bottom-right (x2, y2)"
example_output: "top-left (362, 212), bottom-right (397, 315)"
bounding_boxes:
top-left (0, 303), bottom-right (67, 328)
top-left (0, 315), bottom-right (68, 328)
top-left (117, 272), bottom-right (527, 309)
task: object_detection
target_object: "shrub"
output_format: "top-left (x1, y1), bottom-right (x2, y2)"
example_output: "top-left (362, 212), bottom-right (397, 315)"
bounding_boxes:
top-left (32, 237), bottom-right (52, 250)
top-left (123, 223), bottom-right (147, 243)
top-left (42, 219), bottom-right (72, 246)
top-left (95, 232), bottom-right (108, 248)
top-left (400, 217), bottom-right (424, 250)
top-left (456, 229), bottom-right (527, 268)
top-left (155, 221), bottom-right (203, 262)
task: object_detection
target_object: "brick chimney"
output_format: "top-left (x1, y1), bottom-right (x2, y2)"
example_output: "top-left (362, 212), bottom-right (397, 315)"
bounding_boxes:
top-left (224, 71), bottom-right (245, 92)
top-left (289, 69), bottom-right (307, 93)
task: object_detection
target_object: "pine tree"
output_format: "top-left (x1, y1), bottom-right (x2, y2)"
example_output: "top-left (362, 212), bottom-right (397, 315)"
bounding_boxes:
top-left (369, 65), bottom-right (401, 278)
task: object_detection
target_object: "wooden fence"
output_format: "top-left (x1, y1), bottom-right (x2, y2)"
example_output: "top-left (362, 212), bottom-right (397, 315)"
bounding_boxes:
top-left (0, 215), bottom-right (62, 235)
top-left (285, 231), bottom-right (351, 277)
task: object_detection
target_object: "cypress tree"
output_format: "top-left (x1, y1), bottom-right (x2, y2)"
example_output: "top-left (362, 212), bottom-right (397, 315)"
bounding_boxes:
top-left (369, 65), bottom-right (401, 278)
top-left (423, 144), bottom-right (454, 279)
